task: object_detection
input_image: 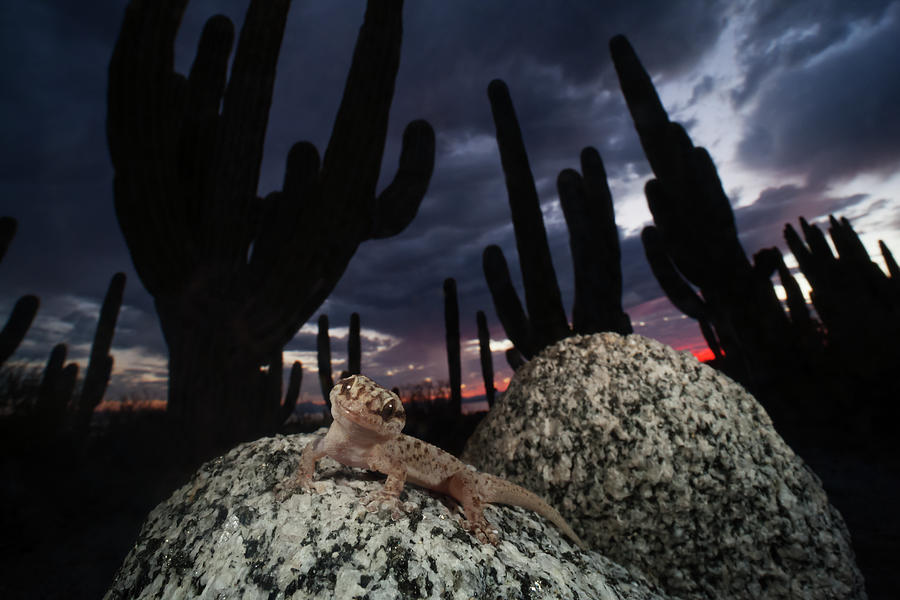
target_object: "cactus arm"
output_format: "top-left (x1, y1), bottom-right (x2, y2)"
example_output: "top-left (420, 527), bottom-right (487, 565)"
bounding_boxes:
top-left (557, 147), bottom-right (631, 335)
top-left (213, 1), bottom-right (290, 233)
top-left (369, 120), bottom-right (436, 239)
top-left (280, 360), bottom-right (302, 423)
top-left (487, 79), bottom-right (569, 348)
top-left (879, 240), bottom-right (899, 281)
top-left (0, 216), bottom-right (17, 262)
top-left (611, 36), bottom-right (747, 288)
top-left (0, 217), bottom-right (39, 366)
top-left (482, 245), bottom-right (536, 358)
top-left (0, 295), bottom-right (39, 367)
top-left (641, 226), bottom-right (707, 320)
top-left (36, 344), bottom-right (78, 433)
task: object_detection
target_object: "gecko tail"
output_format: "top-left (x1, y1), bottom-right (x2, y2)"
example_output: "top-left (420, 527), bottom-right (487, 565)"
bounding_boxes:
top-left (480, 473), bottom-right (587, 550)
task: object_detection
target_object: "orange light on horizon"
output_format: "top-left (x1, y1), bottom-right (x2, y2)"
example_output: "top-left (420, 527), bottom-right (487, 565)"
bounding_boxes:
top-left (690, 347), bottom-right (716, 362)
top-left (94, 399), bottom-right (167, 412)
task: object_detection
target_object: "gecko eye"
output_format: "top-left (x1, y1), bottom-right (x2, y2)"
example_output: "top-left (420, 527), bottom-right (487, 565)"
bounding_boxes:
top-left (380, 398), bottom-right (397, 420)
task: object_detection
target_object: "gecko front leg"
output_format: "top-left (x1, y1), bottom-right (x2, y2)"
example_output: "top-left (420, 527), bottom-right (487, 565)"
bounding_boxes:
top-left (363, 445), bottom-right (417, 520)
top-left (275, 436), bottom-right (327, 501)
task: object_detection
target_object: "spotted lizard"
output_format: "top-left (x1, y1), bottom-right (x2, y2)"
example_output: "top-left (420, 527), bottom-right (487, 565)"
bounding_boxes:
top-left (277, 374), bottom-right (586, 549)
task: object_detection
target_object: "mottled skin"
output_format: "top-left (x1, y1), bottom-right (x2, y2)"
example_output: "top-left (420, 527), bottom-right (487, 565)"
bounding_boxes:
top-left (278, 374), bottom-right (586, 549)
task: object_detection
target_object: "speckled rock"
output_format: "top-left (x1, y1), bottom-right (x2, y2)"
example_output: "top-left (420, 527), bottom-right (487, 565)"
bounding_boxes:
top-left (104, 433), bottom-right (669, 600)
top-left (462, 333), bottom-right (865, 600)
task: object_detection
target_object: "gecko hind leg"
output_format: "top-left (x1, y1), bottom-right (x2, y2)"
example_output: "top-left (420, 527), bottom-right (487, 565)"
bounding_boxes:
top-left (448, 472), bottom-right (500, 545)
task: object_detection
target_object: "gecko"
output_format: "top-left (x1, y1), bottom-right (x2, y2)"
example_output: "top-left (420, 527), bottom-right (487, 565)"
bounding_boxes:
top-left (277, 374), bottom-right (586, 550)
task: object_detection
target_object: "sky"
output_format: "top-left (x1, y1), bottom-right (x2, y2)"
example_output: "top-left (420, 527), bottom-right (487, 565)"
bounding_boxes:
top-left (2, 0), bottom-right (899, 407)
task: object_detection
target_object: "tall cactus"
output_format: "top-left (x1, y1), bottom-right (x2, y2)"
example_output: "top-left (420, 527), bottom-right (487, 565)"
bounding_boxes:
top-left (0, 217), bottom-right (39, 366)
top-left (74, 272), bottom-right (126, 434)
top-left (316, 314), bottom-right (333, 408)
top-left (107, 0), bottom-right (434, 453)
top-left (475, 310), bottom-right (495, 407)
top-left (443, 278), bottom-right (461, 414)
top-left (610, 35), bottom-right (792, 389)
top-left (482, 80), bottom-right (631, 364)
top-left (347, 312), bottom-right (361, 376)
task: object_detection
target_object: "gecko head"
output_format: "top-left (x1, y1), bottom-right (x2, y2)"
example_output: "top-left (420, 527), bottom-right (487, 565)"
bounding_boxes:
top-left (330, 374), bottom-right (405, 436)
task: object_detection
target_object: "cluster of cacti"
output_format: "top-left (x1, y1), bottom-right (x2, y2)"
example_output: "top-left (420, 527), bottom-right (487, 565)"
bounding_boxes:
top-left (612, 35), bottom-right (900, 427)
top-left (27, 273), bottom-right (125, 437)
top-left (482, 79), bottom-right (631, 368)
top-left (0, 218), bottom-right (39, 366)
top-left (783, 216), bottom-right (899, 382)
top-left (107, 0), bottom-right (434, 454)
top-left (316, 312), bottom-right (362, 409)
top-left (1, 217), bottom-right (124, 436)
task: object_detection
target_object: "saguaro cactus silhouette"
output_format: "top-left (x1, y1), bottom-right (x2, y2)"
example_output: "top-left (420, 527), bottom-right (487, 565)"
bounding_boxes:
top-left (483, 80), bottom-right (631, 364)
top-left (107, 0), bottom-right (434, 453)
top-left (610, 35), bottom-right (792, 390)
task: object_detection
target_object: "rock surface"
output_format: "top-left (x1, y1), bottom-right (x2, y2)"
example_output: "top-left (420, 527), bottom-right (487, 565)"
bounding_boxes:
top-left (105, 433), bottom-right (668, 600)
top-left (462, 333), bottom-right (866, 600)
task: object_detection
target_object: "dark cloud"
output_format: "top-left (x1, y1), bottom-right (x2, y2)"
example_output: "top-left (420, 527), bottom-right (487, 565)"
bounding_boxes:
top-left (736, 2), bottom-right (900, 182)
top-left (730, 0), bottom-right (895, 106)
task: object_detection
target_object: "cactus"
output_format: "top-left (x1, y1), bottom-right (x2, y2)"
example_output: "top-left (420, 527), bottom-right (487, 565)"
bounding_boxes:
top-left (281, 360), bottom-right (302, 423)
top-left (348, 312), bottom-right (361, 376)
top-left (74, 272), bottom-right (126, 434)
top-left (34, 344), bottom-right (78, 435)
top-left (317, 312), bottom-right (362, 411)
top-left (482, 80), bottom-right (631, 364)
top-left (0, 217), bottom-right (39, 366)
top-left (257, 352), bottom-right (302, 425)
top-left (316, 314), bottom-right (334, 408)
top-left (784, 216), bottom-right (899, 382)
top-left (880, 240), bottom-right (900, 282)
top-left (443, 278), bottom-right (461, 413)
top-left (107, 0), bottom-right (434, 453)
top-left (475, 310), bottom-right (495, 407)
top-left (610, 35), bottom-right (793, 388)
top-left (558, 149), bottom-right (633, 335)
